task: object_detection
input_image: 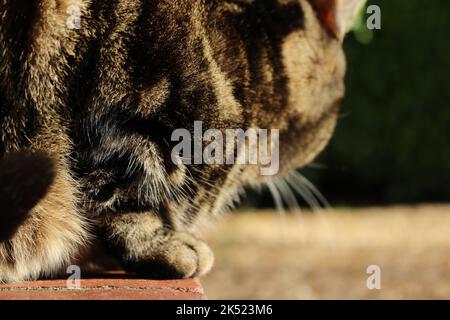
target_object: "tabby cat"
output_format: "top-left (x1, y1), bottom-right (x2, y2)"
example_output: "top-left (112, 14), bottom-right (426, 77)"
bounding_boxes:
top-left (0, 0), bottom-right (364, 282)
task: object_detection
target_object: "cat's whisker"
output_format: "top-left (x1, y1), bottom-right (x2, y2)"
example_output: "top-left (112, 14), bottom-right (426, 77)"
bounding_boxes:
top-left (274, 177), bottom-right (307, 244)
top-left (285, 172), bottom-right (321, 210)
top-left (266, 179), bottom-right (288, 242)
top-left (290, 171), bottom-right (331, 208)
top-left (305, 162), bottom-right (328, 170)
top-left (287, 171), bottom-right (336, 249)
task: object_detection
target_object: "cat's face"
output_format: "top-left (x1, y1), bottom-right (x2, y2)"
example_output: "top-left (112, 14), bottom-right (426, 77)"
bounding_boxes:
top-left (74, 0), bottom-right (358, 228)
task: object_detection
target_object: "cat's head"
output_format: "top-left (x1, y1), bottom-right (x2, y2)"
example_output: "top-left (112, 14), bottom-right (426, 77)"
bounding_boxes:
top-left (74, 0), bottom-right (364, 227)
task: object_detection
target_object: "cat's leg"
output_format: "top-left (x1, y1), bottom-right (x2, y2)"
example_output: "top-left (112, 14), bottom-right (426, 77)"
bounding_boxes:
top-left (101, 212), bottom-right (214, 279)
top-left (0, 153), bottom-right (90, 283)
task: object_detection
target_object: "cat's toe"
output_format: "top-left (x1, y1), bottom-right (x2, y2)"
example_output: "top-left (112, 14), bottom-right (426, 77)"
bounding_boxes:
top-left (168, 232), bottom-right (215, 277)
top-left (123, 232), bottom-right (214, 279)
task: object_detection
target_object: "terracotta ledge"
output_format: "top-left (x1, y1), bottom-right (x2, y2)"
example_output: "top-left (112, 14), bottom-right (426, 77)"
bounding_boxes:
top-left (0, 272), bottom-right (206, 300)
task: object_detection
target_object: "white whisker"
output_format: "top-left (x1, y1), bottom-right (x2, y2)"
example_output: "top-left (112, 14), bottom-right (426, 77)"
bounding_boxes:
top-left (285, 173), bottom-right (321, 210)
top-left (266, 179), bottom-right (288, 242)
top-left (287, 171), bottom-right (336, 249)
top-left (290, 171), bottom-right (331, 208)
top-left (274, 177), bottom-right (307, 243)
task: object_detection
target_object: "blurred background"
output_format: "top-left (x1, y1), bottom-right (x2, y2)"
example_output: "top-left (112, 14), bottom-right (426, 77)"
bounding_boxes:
top-left (203, 0), bottom-right (450, 299)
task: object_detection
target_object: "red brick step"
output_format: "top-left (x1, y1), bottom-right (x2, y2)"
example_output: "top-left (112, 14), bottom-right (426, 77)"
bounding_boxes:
top-left (0, 272), bottom-right (206, 300)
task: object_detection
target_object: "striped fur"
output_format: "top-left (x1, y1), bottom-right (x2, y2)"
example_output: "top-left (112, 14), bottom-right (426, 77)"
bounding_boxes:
top-left (0, 0), bottom-right (348, 281)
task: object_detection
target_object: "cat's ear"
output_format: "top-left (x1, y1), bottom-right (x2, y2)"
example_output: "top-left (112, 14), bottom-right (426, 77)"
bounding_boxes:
top-left (307, 0), bottom-right (366, 39)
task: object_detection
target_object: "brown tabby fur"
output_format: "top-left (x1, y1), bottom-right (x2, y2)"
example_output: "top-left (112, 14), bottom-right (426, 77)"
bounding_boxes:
top-left (0, 0), bottom-right (349, 282)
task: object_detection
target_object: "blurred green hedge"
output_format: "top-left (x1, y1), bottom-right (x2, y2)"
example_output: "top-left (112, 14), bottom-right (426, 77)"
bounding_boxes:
top-left (303, 0), bottom-right (450, 205)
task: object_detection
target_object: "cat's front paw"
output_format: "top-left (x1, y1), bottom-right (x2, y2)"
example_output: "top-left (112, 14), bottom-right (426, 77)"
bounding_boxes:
top-left (123, 231), bottom-right (214, 279)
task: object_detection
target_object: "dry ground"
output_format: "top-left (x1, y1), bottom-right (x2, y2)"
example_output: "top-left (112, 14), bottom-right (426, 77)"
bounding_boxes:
top-left (202, 205), bottom-right (450, 299)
